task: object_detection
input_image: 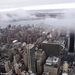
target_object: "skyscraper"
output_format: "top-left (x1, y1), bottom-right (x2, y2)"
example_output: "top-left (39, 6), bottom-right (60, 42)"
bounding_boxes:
top-left (26, 44), bottom-right (36, 73)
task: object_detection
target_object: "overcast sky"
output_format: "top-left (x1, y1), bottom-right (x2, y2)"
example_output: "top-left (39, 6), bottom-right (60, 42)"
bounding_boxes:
top-left (0, 0), bottom-right (75, 28)
top-left (0, 0), bottom-right (75, 8)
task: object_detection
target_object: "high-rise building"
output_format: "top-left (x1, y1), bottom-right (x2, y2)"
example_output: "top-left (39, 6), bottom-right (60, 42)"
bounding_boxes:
top-left (5, 61), bottom-right (12, 72)
top-left (26, 44), bottom-right (36, 73)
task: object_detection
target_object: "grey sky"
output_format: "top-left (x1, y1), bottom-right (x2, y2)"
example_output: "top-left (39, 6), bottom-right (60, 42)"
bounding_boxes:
top-left (0, 0), bottom-right (75, 8)
top-left (0, 0), bottom-right (75, 29)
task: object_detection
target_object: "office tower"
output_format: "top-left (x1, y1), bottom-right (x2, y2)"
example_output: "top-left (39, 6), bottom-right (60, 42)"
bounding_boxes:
top-left (13, 54), bottom-right (21, 64)
top-left (26, 44), bottom-right (36, 73)
top-left (69, 32), bottom-right (74, 52)
top-left (5, 61), bottom-right (12, 72)
top-left (22, 51), bottom-right (28, 70)
top-left (42, 43), bottom-right (61, 57)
